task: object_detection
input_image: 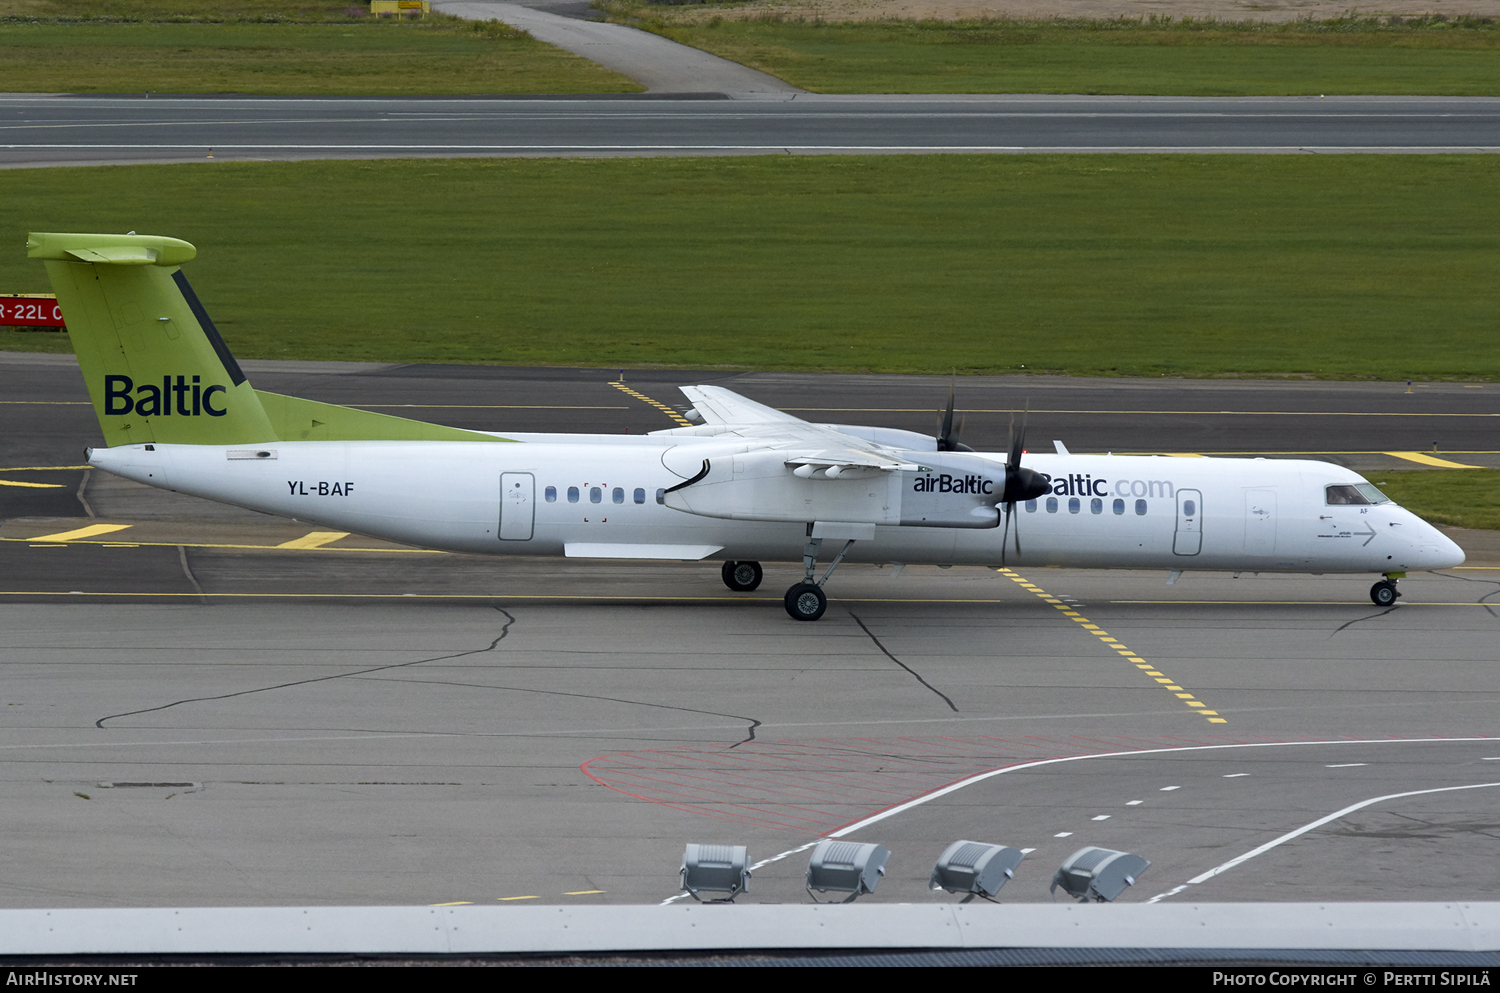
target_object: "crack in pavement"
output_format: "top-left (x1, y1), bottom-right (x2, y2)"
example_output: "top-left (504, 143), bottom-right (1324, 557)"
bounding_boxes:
top-left (848, 610), bottom-right (958, 712)
top-left (1330, 604), bottom-right (1402, 637)
top-left (95, 607), bottom-right (517, 729)
top-left (353, 674), bottom-right (762, 747)
top-left (1439, 570), bottom-right (1500, 618)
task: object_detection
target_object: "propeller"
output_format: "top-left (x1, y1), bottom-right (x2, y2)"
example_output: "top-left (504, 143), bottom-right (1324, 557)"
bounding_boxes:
top-left (999, 407), bottom-right (1050, 564)
top-left (936, 385), bottom-right (975, 453)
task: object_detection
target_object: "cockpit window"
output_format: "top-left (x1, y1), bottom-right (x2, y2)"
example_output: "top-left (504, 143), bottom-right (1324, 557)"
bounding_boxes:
top-left (1326, 483), bottom-right (1391, 506)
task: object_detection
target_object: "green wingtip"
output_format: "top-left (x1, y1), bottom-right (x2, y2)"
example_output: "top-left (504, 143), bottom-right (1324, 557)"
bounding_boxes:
top-left (27, 232), bottom-right (196, 267)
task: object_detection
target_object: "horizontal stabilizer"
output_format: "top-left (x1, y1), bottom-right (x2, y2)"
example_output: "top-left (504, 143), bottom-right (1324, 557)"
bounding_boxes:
top-left (28, 232), bottom-right (195, 267)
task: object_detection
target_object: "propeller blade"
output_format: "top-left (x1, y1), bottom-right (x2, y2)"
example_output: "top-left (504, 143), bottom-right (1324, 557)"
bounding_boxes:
top-left (937, 385), bottom-right (975, 452)
top-left (1000, 501), bottom-right (1011, 565)
top-left (1009, 403), bottom-right (1029, 469)
top-left (938, 386), bottom-right (956, 451)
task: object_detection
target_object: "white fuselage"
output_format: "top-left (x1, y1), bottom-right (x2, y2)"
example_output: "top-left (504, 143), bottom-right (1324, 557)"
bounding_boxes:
top-left (89, 435), bottom-right (1464, 575)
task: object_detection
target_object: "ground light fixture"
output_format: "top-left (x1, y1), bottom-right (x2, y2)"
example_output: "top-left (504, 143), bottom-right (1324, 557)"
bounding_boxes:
top-left (805, 840), bottom-right (889, 903)
top-left (1050, 846), bottom-right (1151, 903)
top-left (679, 843), bottom-right (751, 903)
top-left (929, 841), bottom-right (1026, 902)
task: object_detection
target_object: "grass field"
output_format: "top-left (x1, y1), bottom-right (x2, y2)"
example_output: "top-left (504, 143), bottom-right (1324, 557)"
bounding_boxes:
top-left (1372, 469), bottom-right (1500, 531)
top-left (2, 155), bottom-right (1498, 377)
top-left (0, 22), bottom-right (639, 95)
top-left (604, 12), bottom-right (1500, 95)
top-left (0, 3), bottom-right (639, 95)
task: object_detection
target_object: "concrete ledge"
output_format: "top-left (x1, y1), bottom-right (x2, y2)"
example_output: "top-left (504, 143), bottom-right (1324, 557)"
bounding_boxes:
top-left (0, 903), bottom-right (1494, 956)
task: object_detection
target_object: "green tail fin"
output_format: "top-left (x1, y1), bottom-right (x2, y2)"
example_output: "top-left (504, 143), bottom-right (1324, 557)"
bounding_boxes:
top-left (30, 232), bottom-right (276, 447)
top-left (30, 232), bottom-right (509, 447)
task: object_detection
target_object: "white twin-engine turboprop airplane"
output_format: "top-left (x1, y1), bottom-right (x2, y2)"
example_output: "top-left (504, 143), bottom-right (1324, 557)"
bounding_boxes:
top-left (33, 231), bottom-right (1464, 620)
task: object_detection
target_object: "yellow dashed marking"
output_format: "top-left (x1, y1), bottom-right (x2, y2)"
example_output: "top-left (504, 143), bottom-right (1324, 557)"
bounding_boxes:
top-left (1383, 451), bottom-right (1485, 469)
top-left (28, 524), bottom-right (132, 542)
top-left (430, 901), bottom-right (473, 907)
top-left (610, 382), bottom-right (693, 426)
top-left (275, 531), bottom-right (351, 550)
top-left (564, 890), bottom-right (606, 896)
top-left (499, 895), bottom-right (540, 902)
top-left (997, 567), bottom-right (1227, 724)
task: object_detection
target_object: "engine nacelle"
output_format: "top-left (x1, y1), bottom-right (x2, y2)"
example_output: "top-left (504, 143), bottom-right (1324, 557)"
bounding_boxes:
top-left (661, 447), bottom-right (1007, 529)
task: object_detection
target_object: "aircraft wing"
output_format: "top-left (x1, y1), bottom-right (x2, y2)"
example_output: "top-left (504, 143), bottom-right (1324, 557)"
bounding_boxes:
top-left (680, 385), bottom-right (803, 426)
top-left (669, 386), bottom-right (923, 472)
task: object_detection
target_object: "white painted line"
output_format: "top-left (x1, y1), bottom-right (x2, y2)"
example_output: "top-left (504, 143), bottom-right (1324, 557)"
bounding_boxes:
top-left (1126, 800), bottom-right (1143, 806)
top-left (1325, 763), bottom-right (1367, 768)
top-left (1483, 757), bottom-right (1500, 761)
top-left (1184, 781), bottom-right (1500, 887)
top-left (1223, 773), bottom-right (1250, 778)
top-left (822, 738), bottom-right (1496, 842)
top-left (654, 737), bottom-right (1500, 903)
top-left (1092, 815), bottom-right (1111, 821)
top-left (1146, 884), bottom-right (1190, 905)
top-left (1020, 848), bottom-right (1036, 854)
top-left (1054, 832), bottom-right (1073, 838)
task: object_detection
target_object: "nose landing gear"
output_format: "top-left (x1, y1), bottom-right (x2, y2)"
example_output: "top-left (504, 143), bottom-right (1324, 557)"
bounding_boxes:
top-left (1370, 578), bottom-right (1402, 607)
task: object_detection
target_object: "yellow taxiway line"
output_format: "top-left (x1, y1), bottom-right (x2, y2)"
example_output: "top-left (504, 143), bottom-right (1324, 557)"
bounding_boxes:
top-left (997, 568), bottom-right (1226, 724)
top-left (1382, 451), bottom-right (1486, 468)
top-left (27, 523), bottom-right (132, 542)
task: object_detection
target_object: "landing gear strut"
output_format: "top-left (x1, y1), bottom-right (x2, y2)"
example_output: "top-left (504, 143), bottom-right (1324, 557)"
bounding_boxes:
top-left (721, 560), bottom-right (763, 592)
top-left (1370, 579), bottom-right (1401, 607)
top-left (783, 531), bottom-right (857, 621)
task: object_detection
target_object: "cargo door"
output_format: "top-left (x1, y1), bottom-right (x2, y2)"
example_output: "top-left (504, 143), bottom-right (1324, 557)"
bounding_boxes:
top-left (499, 472), bottom-right (534, 541)
top-left (1173, 488), bottom-right (1202, 556)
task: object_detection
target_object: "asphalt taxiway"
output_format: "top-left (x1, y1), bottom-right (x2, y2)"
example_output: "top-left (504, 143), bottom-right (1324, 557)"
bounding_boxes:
top-left (4, 94), bottom-right (1499, 169)
top-left (1, 354), bottom-right (1497, 909)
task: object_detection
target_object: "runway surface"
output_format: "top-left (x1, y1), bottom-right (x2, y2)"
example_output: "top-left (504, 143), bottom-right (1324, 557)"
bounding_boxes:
top-left (4, 94), bottom-right (1499, 168)
top-left (1, 353), bottom-right (1497, 909)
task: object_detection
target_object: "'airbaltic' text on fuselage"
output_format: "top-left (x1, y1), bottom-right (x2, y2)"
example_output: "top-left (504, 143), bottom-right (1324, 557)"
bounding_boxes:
top-left (912, 473), bottom-right (995, 494)
top-left (1042, 473), bottom-right (1176, 499)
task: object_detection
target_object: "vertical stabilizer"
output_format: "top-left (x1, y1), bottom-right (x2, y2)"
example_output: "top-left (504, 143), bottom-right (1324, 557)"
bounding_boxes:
top-left (28, 232), bottom-right (276, 447)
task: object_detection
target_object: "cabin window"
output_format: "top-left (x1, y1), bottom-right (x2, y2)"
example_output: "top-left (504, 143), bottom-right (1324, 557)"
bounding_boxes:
top-left (1090, 497), bottom-right (1103, 515)
top-left (634, 488), bottom-right (646, 505)
top-left (612, 487), bottom-right (624, 504)
top-left (1025, 499), bottom-right (1037, 513)
top-left (567, 486), bottom-right (579, 504)
top-left (1135, 499), bottom-right (1147, 516)
top-left (1068, 497), bottom-right (1081, 514)
top-left (590, 486), bottom-right (602, 504)
top-left (544, 486), bottom-right (557, 503)
top-left (1183, 499), bottom-right (1197, 517)
top-left (1113, 498), bottom-right (1125, 515)
top-left (656, 488), bottom-right (666, 505)
top-left (1046, 497), bottom-right (1058, 514)
top-left (1326, 483), bottom-right (1390, 506)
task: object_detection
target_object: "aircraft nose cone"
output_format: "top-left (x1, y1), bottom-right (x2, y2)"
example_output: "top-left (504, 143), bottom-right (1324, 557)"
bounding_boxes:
top-left (1419, 531), bottom-right (1466, 569)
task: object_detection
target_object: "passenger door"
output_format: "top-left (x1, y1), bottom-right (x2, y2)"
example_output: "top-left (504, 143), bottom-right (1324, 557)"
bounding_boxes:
top-left (1173, 488), bottom-right (1202, 556)
top-left (499, 472), bottom-right (534, 541)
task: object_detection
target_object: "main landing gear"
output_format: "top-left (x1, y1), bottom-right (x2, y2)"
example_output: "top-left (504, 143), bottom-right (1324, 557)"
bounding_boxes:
top-left (721, 560), bottom-right (763, 592)
top-left (783, 531), bottom-right (859, 622)
top-left (1370, 577), bottom-right (1402, 607)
